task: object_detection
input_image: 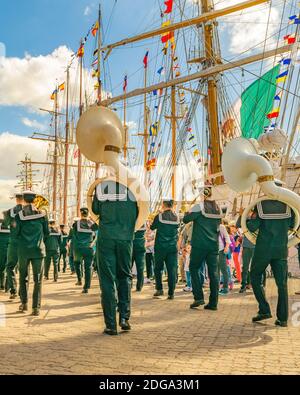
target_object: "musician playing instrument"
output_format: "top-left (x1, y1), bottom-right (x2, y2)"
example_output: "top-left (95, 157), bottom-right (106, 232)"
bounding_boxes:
top-left (245, 181), bottom-right (295, 327)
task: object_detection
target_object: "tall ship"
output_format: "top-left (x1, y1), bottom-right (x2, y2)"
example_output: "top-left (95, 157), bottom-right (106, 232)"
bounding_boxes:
top-left (17, 0), bottom-right (300, 271)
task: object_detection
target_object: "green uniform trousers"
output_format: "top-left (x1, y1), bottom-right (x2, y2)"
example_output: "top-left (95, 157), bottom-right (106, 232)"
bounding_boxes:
top-left (132, 248), bottom-right (146, 291)
top-left (44, 251), bottom-right (59, 281)
top-left (58, 249), bottom-right (67, 272)
top-left (74, 248), bottom-right (93, 290)
top-left (190, 246), bottom-right (219, 308)
top-left (97, 239), bottom-right (133, 331)
top-left (241, 247), bottom-right (254, 288)
top-left (250, 257), bottom-right (288, 322)
top-left (218, 250), bottom-right (229, 291)
top-left (19, 257), bottom-right (43, 309)
top-left (0, 250), bottom-right (8, 289)
top-left (6, 243), bottom-right (18, 294)
top-left (154, 247), bottom-right (178, 297)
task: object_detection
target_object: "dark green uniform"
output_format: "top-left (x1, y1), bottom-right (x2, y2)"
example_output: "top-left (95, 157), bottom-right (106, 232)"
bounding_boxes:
top-left (44, 226), bottom-right (61, 281)
top-left (59, 231), bottom-right (68, 272)
top-left (151, 210), bottom-right (179, 297)
top-left (183, 201), bottom-right (222, 308)
top-left (247, 200), bottom-right (295, 323)
top-left (92, 181), bottom-right (138, 331)
top-left (3, 205), bottom-right (23, 295)
top-left (67, 231), bottom-right (75, 273)
top-left (132, 226), bottom-right (146, 291)
top-left (0, 223), bottom-right (10, 290)
top-left (15, 205), bottom-right (49, 309)
top-left (72, 219), bottom-right (97, 291)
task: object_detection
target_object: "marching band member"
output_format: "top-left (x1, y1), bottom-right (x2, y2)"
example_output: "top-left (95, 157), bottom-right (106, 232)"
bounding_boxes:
top-left (44, 220), bottom-right (61, 282)
top-left (183, 186), bottom-right (223, 311)
top-left (15, 191), bottom-right (49, 316)
top-left (132, 224), bottom-right (147, 292)
top-left (2, 193), bottom-right (24, 299)
top-left (59, 224), bottom-right (68, 273)
top-left (0, 219), bottom-right (10, 291)
top-left (92, 180), bottom-right (138, 335)
top-left (71, 208), bottom-right (97, 294)
top-left (246, 182), bottom-right (295, 327)
top-left (150, 198), bottom-right (179, 300)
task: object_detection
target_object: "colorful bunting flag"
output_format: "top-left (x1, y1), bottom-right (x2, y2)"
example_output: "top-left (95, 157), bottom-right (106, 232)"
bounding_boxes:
top-left (123, 75), bottom-right (128, 92)
top-left (93, 49), bottom-right (98, 57)
top-left (267, 108), bottom-right (280, 119)
top-left (146, 158), bottom-right (156, 171)
top-left (92, 21), bottom-right (99, 37)
top-left (58, 83), bottom-right (65, 91)
top-left (159, 88), bottom-right (163, 96)
top-left (276, 70), bottom-right (288, 83)
top-left (274, 91), bottom-right (282, 101)
top-left (284, 34), bottom-right (296, 44)
top-left (92, 69), bottom-right (99, 78)
top-left (50, 89), bottom-right (57, 100)
top-left (143, 51), bottom-right (149, 68)
top-left (289, 15), bottom-right (300, 24)
top-left (157, 66), bottom-right (164, 75)
top-left (91, 58), bottom-right (98, 67)
top-left (164, 0), bottom-right (174, 14)
top-left (73, 148), bottom-right (79, 159)
top-left (153, 90), bottom-right (158, 96)
top-left (149, 122), bottom-right (160, 136)
top-left (193, 149), bottom-right (199, 157)
top-left (189, 135), bottom-right (195, 141)
top-left (280, 58), bottom-right (292, 65)
top-left (77, 43), bottom-right (85, 58)
top-left (161, 21), bottom-right (174, 44)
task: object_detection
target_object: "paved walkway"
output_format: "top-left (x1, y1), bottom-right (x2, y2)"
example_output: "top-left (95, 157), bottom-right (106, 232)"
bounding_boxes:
top-left (0, 272), bottom-right (300, 375)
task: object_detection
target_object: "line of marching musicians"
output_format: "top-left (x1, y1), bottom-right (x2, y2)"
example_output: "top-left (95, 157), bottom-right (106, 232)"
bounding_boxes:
top-left (0, 180), bottom-right (295, 332)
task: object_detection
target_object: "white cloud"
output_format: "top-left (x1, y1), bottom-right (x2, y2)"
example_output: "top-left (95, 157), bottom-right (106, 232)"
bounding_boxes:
top-left (0, 46), bottom-right (98, 111)
top-left (0, 132), bottom-right (48, 180)
top-left (22, 117), bottom-right (47, 132)
top-left (84, 6), bottom-right (91, 16)
top-left (215, 0), bottom-right (280, 55)
top-left (0, 179), bottom-right (16, 213)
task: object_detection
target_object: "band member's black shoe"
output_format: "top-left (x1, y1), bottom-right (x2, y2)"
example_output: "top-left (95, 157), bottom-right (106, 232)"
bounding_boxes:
top-left (31, 308), bottom-right (40, 316)
top-left (19, 303), bottom-right (28, 312)
top-left (190, 300), bottom-right (205, 309)
top-left (82, 289), bottom-right (88, 294)
top-left (75, 280), bottom-right (82, 286)
top-left (239, 287), bottom-right (247, 293)
top-left (9, 293), bottom-right (17, 300)
top-left (275, 319), bottom-right (288, 327)
top-left (103, 328), bottom-right (118, 336)
top-left (153, 290), bottom-right (164, 297)
top-left (167, 295), bottom-right (174, 300)
top-left (120, 319), bottom-right (131, 331)
top-left (252, 313), bottom-right (272, 322)
top-left (204, 304), bottom-right (218, 311)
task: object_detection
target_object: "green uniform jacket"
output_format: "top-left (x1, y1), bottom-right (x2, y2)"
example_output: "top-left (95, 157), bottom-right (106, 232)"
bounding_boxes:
top-left (60, 231), bottom-right (68, 252)
top-left (3, 204), bottom-right (23, 245)
top-left (133, 228), bottom-right (146, 252)
top-left (247, 200), bottom-right (295, 260)
top-left (150, 210), bottom-right (179, 251)
top-left (15, 205), bottom-right (49, 258)
top-left (183, 202), bottom-right (221, 251)
top-left (92, 181), bottom-right (138, 241)
top-left (71, 220), bottom-right (98, 250)
top-left (0, 224), bottom-right (10, 250)
top-left (45, 227), bottom-right (61, 253)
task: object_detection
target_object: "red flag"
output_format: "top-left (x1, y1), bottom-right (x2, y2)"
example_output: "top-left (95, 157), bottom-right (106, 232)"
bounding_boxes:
top-left (77, 44), bottom-right (84, 58)
top-left (284, 34), bottom-right (296, 44)
top-left (164, 0), bottom-right (174, 14)
top-left (92, 21), bottom-right (99, 37)
top-left (123, 75), bottom-right (128, 92)
top-left (143, 51), bottom-right (149, 68)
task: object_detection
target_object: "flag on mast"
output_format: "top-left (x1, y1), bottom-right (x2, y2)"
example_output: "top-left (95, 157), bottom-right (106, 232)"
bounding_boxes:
top-left (143, 51), bottom-right (149, 68)
top-left (123, 75), bottom-right (128, 92)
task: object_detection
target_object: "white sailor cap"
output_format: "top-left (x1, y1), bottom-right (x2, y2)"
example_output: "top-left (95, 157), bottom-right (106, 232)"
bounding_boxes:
top-left (23, 190), bottom-right (37, 197)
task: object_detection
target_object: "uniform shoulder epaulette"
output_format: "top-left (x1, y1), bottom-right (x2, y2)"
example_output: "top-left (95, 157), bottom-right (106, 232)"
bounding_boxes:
top-left (76, 220), bottom-right (95, 234)
top-left (200, 201), bottom-right (223, 219)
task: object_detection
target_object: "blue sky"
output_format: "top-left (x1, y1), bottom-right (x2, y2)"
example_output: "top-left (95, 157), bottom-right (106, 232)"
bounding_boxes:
top-left (0, 0), bottom-right (298, 209)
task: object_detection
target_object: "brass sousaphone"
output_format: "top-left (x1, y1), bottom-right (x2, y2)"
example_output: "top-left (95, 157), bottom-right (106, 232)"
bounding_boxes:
top-left (222, 137), bottom-right (300, 247)
top-left (76, 105), bottom-right (150, 230)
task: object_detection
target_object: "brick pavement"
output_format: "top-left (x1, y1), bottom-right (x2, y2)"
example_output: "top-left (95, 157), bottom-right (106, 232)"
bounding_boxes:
top-left (0, 271), bottom-right (300, 375)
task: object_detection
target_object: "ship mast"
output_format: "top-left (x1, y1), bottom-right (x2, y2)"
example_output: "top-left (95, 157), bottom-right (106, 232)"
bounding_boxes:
top-left (201, 0), bottom-right (221, 183)
top-left (95, 3), bottom-right (102, 176)
top-left (53, 88), bottom-right (59, 217)
top-left (77, 41), bottom-right (83, 216)
top-left (63, 66), bottom-right (70, 224)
